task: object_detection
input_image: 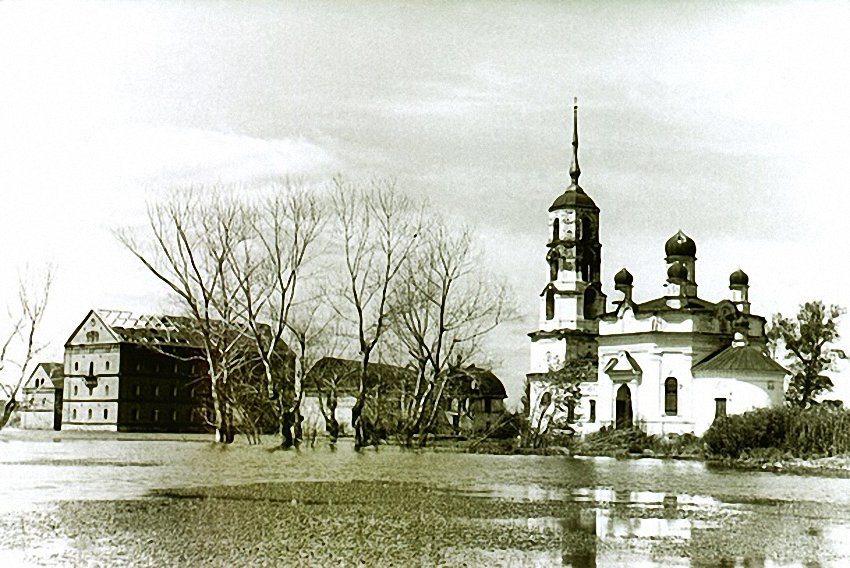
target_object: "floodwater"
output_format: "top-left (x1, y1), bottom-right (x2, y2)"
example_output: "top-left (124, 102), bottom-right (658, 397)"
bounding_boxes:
top-left (2, 430), bottom-right (850, 567)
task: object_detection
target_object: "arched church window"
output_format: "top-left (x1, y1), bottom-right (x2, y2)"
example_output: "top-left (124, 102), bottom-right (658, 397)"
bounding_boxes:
top-left (583, 287), bottom-right (596, 319)
top-left (545, 289), bottom-right (555, 320)
top-left (552, 218), bottom-right (560, 242)
top-left (580, 217), bottom-right (592, 242)
top-left (88, 362), bottom-right (94, 377)
top-left (664, 377), bottom-right (678, 415)
top-left (581, 252), bottom-right (594, 282)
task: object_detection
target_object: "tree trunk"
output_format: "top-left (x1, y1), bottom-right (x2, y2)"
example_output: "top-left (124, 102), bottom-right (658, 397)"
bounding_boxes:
top-left (0, 399), bottom-right (17, 431)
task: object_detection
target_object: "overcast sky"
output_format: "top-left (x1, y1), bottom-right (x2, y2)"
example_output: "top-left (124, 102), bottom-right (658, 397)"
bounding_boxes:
top-left (1, 1), bottom-right (848, 404)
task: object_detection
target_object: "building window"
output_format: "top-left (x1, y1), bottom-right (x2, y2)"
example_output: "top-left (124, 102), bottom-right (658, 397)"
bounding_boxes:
top-left (664, 378), bottom-right (678, 416)
top-left (86, 331), bottom-right (99, 343)
top-left (73, 385), bottom-right (78, 396)
top-left (74, 362), bottom-right (79, 371)
top-left (484, 398), bottom-right (492, 414)
top-left (589, 400), bottom-right (596, 422)
top-left (172, 410), bottom-right (178, 421)
top-left (133, 408), bottom-right (140, 421)
top-left (87, 408), bottom-right (92, 419)
top-left (105, 385), bottom-right (109, 397)
top-left (135, 385), bottom-right (141, 397)
top-left (88, 362), bottom-right (94, 377)
top-left (153, 409), bottom-right (160, 422)
top-left (154, 386), bottom-right (160, 397)
top-left (545, 289), bottom-right (555, 320)
top-left (105, 361), bottom-right (110, 371)
top-left (72, 409), bottom-right (77, 420)
top-left (715, 398), bottom-right (727, 420)
top-left (549, 258), bottom-right (558, 281)
top-left (173, 386), bottom-right (178, 398)
top-left (103, 409), bottom-right (108, 420)
top-left (552, 218), bottom-right (560, 242)
top-left (567, 400), bottom-right (576, 422)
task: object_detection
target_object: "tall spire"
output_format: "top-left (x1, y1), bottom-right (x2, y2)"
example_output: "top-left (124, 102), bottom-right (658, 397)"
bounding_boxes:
top-left (569, 97), bottom-right (581, 190)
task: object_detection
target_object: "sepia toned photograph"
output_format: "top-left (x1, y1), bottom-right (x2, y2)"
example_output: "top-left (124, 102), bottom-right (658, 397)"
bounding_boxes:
top-left (1, 1), bottom-right (849, 566)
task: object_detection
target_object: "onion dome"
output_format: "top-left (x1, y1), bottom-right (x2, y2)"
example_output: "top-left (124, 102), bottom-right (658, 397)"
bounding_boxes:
top-left (667, 261), bottom-right (689, 282)
top-left (614, 268), bottom-right (633, 287)
top-left (729, 269), bottom-right (749, 287)
top-left (665, 230), bottom-right (697, 258)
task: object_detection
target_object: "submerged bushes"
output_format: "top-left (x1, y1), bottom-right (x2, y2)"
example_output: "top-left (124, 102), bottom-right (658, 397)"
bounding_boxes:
top-left (704, 405), bottom-right (850, 459)
top-left (573, 427), bottom-right (703, 458)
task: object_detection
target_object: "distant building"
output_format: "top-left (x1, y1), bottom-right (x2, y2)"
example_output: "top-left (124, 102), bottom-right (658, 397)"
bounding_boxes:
top-left (302, 357), bottom-right (509, 439)
top-left (62, 310), bottom-right (215, 432)
top-left (528, 102), bottom-right (787, 437)
top-left (443, 365), bottom-right (508, 436)
top-left (18, 362), bottom-right (64, 430)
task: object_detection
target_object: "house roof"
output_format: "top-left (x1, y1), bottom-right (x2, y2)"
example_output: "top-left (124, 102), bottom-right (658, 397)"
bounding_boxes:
top-left (304, 357), bottom-right (415, 395)
top-left (97, 310), bottom-right (201, 346)
top-left (692, 344), bottom-right (788, 375)
top-left (446, 365), bottom-right (507, 399)
top-left (26, 362), bottom-right (64, 390)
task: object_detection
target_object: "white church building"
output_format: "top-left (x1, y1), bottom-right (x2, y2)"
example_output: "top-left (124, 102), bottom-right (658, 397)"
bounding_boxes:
top-left (528, 102), bottom-right (787, 437)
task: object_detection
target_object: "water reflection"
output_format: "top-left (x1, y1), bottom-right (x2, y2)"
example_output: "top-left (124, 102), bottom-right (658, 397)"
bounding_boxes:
top-left (3, 432), bottom-right (850, 566)
top-left (487, 486), bottom-right (850, 567)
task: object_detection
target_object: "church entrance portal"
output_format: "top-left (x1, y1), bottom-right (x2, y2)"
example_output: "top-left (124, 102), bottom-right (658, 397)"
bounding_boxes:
top-left (615, 384), bottom-right (633, 429)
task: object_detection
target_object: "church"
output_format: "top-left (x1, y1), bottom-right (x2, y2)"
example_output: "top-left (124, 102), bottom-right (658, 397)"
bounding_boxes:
top-left (527, 102), bottom-right (787, 437)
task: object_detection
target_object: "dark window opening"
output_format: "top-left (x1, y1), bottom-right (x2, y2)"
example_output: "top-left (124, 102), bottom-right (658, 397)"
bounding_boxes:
top-left (103, 409), bottom-right (108, 420)
top-left (665, 378), bottom-right (678, 416)
top-left (549, 259), bottom-right (558, 281)
top-left (484, 398), bottom-right (492, 414)
top-left (589, 400), bottom-right (596, 422)
top-left (567, 400), bottom-right (576, 422)
top-left (545, 289), bottom-right (555, 320)
top-left (87, 408), bottom-right (92, 419)
top-left (715, 398), bottom-right (727, 420)
top-left (552, 218), bottom-right (560, 242)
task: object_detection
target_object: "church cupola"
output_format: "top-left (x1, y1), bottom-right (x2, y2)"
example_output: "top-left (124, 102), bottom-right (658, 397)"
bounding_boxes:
top-left (614, 268), bottom-right (634, 303)
top-left (664, 230), bottom-right (697, 297)
top-left (729, 269), bottom-right (750, 314)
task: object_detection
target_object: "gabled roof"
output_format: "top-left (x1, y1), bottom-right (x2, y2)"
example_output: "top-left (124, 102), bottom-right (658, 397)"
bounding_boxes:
top-left (446, 365), bottom-right (507, 399)
top-left (26, 362), bottom-right (64, 390)
top-left (632, 296), bottom-right (718, 313)
top-left (693, 344), bottom-right (788, 375)
top-left (604, 351), bottom-right (642, 375)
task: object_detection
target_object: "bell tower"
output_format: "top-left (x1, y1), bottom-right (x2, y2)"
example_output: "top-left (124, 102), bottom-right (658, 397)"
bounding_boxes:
top-left (529, 99), bottom-right (605, 376)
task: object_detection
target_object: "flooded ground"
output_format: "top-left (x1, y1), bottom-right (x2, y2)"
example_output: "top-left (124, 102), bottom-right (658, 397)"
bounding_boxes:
top-left (2, 430), bottom-right (850, 566)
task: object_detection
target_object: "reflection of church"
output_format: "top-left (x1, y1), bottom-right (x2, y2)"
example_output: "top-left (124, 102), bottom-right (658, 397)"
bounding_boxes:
top-left (527, 102), bottom-right (787, 436)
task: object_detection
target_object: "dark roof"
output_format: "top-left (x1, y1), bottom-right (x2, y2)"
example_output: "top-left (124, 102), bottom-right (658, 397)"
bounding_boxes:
top-left (549, 188), bottom-right (598, 212)
top-left (304, 357), bottom-right (414, 394)
top-left (630, 295), bottom-right (718, 314)
top-left (447, 365), bottom-right (507, 399)
top-left (693, 344), bottom-right (788, 375)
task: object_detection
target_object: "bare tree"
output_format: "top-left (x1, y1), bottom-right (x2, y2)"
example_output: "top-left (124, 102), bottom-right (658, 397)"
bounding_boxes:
top-left (235, 181), bottom-right (324, 448)
top-left (0, 269), bottom-right (54, 431)
top-left (330, 176), bottom-right (421, 450)
top-left (286, 299), bottom-right (345, 446)
top-left (116, 188), bottom-right (256, 443)
top-left (391, 222), bottom-right (513, 446)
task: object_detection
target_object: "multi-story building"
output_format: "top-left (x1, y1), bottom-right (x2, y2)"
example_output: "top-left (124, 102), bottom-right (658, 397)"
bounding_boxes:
top-left (62, 310), bottom-right (214, 432)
